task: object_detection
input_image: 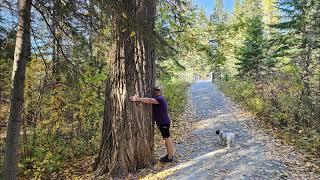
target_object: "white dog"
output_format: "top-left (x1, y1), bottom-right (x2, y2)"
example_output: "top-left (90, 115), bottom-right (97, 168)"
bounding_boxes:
top-left (216, 130), bottom-right (235, 148)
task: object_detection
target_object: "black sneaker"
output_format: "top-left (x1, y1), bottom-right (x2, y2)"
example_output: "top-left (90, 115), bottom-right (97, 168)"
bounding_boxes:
top-left (159, 154), bottom-right (168, 162)
top-left (159, 154), bottom-right (173, 163)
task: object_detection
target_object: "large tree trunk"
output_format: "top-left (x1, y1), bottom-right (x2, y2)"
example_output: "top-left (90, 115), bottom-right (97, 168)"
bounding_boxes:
top-left (94, 0), bottom-right (156, 177)
top-left (3, 0), bottom-right (32, 179)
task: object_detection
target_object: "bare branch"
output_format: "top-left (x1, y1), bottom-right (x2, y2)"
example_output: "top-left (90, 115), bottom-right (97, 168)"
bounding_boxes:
top-left (31, 2), bottom-right (81, 79)
top-left (30, 26), bottom-right (52, 82)
top-left (0, 24), bottom-right (18, 46)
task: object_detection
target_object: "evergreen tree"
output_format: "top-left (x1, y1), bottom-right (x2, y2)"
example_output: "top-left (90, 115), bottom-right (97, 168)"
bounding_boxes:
top-left (236, 15), bottom-right (266, 82)
top-left (275, 0), bottom-right (317, 125)
top-left (209, 0), bottom-right (229, 81)
top-left (3, 0), bottom-right (32, 178)
top-left (210, 0), bottom-right (228, 23)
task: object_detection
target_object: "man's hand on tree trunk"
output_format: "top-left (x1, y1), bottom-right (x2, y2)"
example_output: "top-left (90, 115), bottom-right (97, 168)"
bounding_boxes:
top-left (129, 95), bottom-right (140, 102)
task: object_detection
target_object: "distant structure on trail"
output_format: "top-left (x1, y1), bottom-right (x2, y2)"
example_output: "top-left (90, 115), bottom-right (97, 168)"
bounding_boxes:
top-left (193, 74), bottom-right (200, 81)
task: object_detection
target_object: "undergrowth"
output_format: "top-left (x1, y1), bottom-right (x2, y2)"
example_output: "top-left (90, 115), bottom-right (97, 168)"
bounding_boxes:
top-left (218, 80), bottom-right (320, 158)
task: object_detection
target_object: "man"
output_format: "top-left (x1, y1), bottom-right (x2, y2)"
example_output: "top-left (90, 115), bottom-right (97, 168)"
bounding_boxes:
top-left (129, 87), bottom-right (175, 163)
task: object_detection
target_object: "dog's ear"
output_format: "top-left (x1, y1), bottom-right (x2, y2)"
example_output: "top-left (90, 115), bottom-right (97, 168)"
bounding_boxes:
top-left (216, 130), bottom-right (220, 134)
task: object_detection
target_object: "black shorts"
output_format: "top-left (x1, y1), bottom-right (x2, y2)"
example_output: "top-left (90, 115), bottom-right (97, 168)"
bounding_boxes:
top-left (158, 125), bottom-right (170, 138)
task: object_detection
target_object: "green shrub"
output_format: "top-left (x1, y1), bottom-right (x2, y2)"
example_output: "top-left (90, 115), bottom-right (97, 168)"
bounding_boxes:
top-left (159, 78), bottom-right (190, 116)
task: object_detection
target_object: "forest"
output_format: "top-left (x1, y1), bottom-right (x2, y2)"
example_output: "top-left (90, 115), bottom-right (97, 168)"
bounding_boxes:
top-left (0, 0), bottom-right (319, 179)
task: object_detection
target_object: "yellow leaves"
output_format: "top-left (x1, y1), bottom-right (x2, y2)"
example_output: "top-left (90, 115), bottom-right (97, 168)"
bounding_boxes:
top-left (130, 31), bottom-right (136, 37)
top-left (45, 151), bottom-right (53, 160)
top-left (73, 111), bottom-right (80, 119)
top-left (121, 12), bottom-right (128, 19)
top-left (120, 29), bottom-right (136, 38)
top-left (119, 12), bottom-right (136, 38)
top-left (121, 13), bottom-right (137, 38)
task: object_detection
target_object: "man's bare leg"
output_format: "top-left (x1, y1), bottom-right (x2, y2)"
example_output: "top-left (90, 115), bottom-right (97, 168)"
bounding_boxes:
top-left (164, 137), bottom-right (175, 159)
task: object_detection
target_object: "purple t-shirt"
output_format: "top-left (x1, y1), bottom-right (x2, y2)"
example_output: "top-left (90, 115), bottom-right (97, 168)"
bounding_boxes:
top-left (153, 95), bottom-right (170, 126)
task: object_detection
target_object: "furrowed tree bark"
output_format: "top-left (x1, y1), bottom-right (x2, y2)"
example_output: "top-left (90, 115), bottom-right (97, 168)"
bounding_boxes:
top-left (94, 0), bottom-right (156, 177)
top-left (3, 0), bottom-right (32, 179)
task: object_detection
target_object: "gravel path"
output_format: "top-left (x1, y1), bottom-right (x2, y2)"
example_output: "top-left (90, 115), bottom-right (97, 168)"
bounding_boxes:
top-left (147, 80), bottom-right (319, 180)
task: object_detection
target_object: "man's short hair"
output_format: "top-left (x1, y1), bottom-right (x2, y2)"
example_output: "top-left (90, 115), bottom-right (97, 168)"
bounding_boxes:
top-left (154, 87), bottom-right (161, 91)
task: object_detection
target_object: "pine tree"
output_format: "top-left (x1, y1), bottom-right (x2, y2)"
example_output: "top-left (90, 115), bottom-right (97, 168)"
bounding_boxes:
top-left (274, 0), bottom-right (319, 125)
top-left (3, 0), bottom-right (32, 178)
top-left (209, 0), bottom-right (229, 81)
top-left (236, 15), bottom-right (266, 82)
top-left (210, 0), bottom-right (228, 24)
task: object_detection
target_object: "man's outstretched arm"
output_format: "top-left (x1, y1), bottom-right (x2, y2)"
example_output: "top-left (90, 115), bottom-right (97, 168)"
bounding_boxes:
top-left (129, 95), bottom-right (159, 104)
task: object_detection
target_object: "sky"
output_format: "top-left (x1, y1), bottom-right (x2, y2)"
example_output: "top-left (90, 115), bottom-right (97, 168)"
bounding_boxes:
top-left (193, 0), bottom-right (235, 17)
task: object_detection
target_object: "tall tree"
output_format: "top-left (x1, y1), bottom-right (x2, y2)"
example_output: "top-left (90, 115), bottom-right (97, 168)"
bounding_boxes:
top-left (0, 30), bottom-right (15, 102)
top-left (209, 0), bottom-right (229, 81)
top-left (3, 0), bottom-right (32, 178)
top-left (310, 0), bottom-right (320, 122)
top-left (236, 15), bottom-right (266, 82)
top-left (94, 0), bottom-right (156, 176)
top-left (210, 0), bottom-right (228, 23)
top-left (262, 0), bottom-right (279, 35)
top-left (275, 0), bottom-right (317, 125)
top-left (262, 0), bottom-right (278, 25)
top-left (51, 0), bottom-right (64, 83)
top-left (243, 0), bottom-right (263, 14)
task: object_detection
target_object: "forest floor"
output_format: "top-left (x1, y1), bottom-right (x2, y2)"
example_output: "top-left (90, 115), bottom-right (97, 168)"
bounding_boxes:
top-left (139, 80), bottom-right (320, 179)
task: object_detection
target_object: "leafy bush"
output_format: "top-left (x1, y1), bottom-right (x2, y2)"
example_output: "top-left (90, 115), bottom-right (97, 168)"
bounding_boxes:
top-left (218, 80), bottom-right (265, 115)
top-left (4, 59), bottom-right (107, 178)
